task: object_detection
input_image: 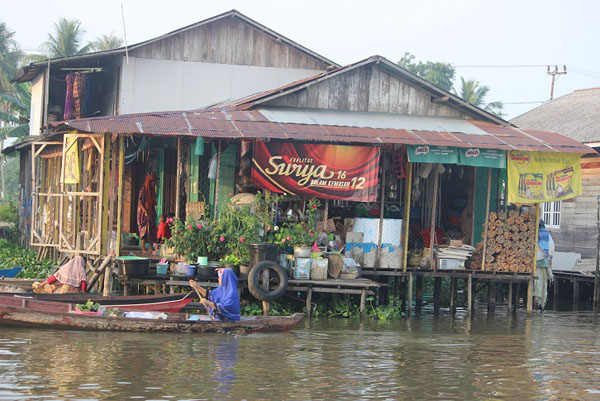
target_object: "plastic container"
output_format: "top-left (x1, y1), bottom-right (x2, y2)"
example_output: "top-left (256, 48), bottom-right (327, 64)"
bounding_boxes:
top-left (184, 264), bottom-right (197, 277)
top-left (293, 247), bottom-right (311, 258)
top-left (249, 243), bottom-right (279, 269)
top-left (156, 263), bottom-right (169, 275)
top-left (436, 258), bottom-right (463, 270)
top-left (197, 265), bottom-right (216, 278)
top-left (197, 256), bottom-right (208, 266)
top-left (117, 256), bottom-right (150, 277)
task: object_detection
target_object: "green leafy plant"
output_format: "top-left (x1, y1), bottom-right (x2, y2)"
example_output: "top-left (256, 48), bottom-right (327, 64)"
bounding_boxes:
top-left (75, 299), bottom-right (100, 312)
top-left (0, 239), bottom-right (56, 278)
top-left (270, 197), bottom-right (321, 248)
top-left (220, 254), bottom-right (241, 265)
top-left (166, 217), bottom-right (212, 263)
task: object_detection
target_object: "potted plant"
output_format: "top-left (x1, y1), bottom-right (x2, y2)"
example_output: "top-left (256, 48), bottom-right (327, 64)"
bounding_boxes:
top-left (166, 217), bottom-right (211, 274)
top-left (272, 198), bottom-right (321, 258)
top-left (220, 254), bottom-right (241, 276)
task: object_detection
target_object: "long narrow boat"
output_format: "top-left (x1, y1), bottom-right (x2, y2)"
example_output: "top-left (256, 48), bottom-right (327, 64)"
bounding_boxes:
top-left (0, 296), bottom-right (304, 333)
top-left (9, 293), bottom-right (195, 313)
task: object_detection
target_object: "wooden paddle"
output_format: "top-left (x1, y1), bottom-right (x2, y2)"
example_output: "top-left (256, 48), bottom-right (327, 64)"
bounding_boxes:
top-left (189, 280), bottom-right (211, 315)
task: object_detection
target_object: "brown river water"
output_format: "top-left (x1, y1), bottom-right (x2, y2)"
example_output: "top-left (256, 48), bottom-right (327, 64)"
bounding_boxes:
top-left (1, 308), bottom-right (599, 400)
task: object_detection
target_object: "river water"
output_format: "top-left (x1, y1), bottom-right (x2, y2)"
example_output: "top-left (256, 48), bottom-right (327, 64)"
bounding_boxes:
top-left (1, 308), bottom-right (599, 400)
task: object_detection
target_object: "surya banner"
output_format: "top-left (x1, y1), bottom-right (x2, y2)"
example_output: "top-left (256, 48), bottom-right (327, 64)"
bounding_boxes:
top-left (252, 141), bottom-right (380, 201)
top-left (507, 150), bottom-right (582, 203)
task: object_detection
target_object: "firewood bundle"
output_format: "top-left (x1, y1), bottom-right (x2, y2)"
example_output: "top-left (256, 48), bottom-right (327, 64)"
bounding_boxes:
top-left (468, 209), bottom-right (536, 272)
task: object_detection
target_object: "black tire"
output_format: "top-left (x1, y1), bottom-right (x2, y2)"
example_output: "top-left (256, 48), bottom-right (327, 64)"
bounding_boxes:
top-left (248, 261), bottom-right (288, 302)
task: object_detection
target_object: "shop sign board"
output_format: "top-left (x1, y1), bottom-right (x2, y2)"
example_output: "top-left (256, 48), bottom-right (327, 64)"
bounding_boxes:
top-left (252, 141), bottom-right (380, 201)
top-left (407, 145), bottom-right (458, 164)
top-left (458, 148), bottom-right (506, 168)
top-left (507, 150), bottom-right (582, 203)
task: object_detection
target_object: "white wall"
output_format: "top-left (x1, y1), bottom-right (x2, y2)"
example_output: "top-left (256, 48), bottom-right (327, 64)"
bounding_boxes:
top-left (119, 56), bottom-right (322, 114)
top-left (29, 72), bottom-right (45, 136)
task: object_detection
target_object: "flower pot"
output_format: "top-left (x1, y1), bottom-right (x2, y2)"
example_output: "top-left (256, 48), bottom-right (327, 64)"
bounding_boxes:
top-left (223, 263), bottom-right (240, 277)
top-left (184, 264), bottom-right (197, 277)
top-left (197, 265), bottom-right (216, 278)
top-left (156, 263), bottom-right (169, 275)
top-left (197, 256), bottom-right (208, 266)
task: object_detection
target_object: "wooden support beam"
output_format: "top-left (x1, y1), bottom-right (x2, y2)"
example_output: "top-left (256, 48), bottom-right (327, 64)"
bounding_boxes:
top-left (407, 272), bottom-right (413, 317)
top-left (573, 279), bottom-right (579, 310)
top-left (433, 277), bottom-right (441, 316)
top-left (262, 301), bottom-right (270, 317)
top-left (527, 277), bottom-right (533, 316)
top-left (507, 281), bottom-right (513, 312)
top-left (429, 170), bottom-right (439, 267)
top-left (402, 162), bottom-right (413, 273)
top-left (467, 274), bottom-right (473, 316)
top-left (175, 137), bottom-right (182, 219)
top-left (399, 277), bottom-right (407, 313)
top-left (481, 168), bottom-right (492, 271)
top-left (360, 289), bottom-right (366, 319)
top-left (213, 141), bottom-right (222, 219)
top-left (115, 137), bottom-right (125, 257)
top-left (415, 275), bottom-right (423, 316)
top-left (553, 279), bottom-right (559, 310)
top-left (375, 154), bottom-right (386, 271)
top-left (306, 287), bottom-right (313, 319)
top-left (450, 277), bottom-right (456, 316)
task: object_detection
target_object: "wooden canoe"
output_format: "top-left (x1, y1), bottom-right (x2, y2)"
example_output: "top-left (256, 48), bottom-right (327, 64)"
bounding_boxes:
top-left (10, 293), bottom-right (195, 313)
top-left (0, 296), bottom-right (304, 333)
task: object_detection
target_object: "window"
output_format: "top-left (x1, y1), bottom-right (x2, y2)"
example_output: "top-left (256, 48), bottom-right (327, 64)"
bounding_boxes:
top-left (542, 201), bottom-right (561, 228)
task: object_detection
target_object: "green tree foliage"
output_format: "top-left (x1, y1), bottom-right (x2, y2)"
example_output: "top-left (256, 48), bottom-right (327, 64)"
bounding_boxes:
top-left (90, 33), bottom-right (123, 52)
top-left (43, 18), bottom-right (91, 58)
top-left (397, 52), bottom-right (456, 92)
top-left (0, 22), bottom-right (22, 92)
top-left (0, 82), bottom-right (30, 140)
top-left (455, 77), bottom-right (504, 117)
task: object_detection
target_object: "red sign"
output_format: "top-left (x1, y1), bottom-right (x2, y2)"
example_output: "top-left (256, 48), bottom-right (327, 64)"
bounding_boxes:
top-left (251, 141), bottom-right (380, 201)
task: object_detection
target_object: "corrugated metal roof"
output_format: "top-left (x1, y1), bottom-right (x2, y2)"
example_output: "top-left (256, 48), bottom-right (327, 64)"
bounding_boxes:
top-left (48, 107), bottom-right (594, 154)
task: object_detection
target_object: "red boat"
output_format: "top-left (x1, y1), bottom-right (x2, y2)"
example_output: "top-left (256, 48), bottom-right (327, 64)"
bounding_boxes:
top-left (10, 293), bottom-right (194, 313)
top-left (0, 295), bottom-right (304, 333)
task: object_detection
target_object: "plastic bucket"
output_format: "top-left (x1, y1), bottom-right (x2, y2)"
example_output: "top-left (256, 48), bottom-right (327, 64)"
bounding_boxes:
top-left (249, 243), bottom-right (279, 269)
top-left (184, 264), bottom-right (197, 277)
top-left (197, 256), bottom-right (208, 266)
top-left (156, 263), bottom-right (169, 275)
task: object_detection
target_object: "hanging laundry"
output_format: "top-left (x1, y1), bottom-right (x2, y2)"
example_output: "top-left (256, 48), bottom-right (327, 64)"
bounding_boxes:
top-left (73, 73), bottom-right (86, 119)
top-left (82, 73), bottom-right (93, 116)
top-left (64, 73), bottom-right (75, 120)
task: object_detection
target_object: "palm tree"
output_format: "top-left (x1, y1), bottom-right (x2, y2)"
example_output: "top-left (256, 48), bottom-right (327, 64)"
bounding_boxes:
top-left (0, 22), bottom-right (21, 92)
top-left (90, 33), bottom-right (123, 51)
top-left (456, 77), bottom-right (504, 117)
top-left (42, 18), bottom-right (91, 58)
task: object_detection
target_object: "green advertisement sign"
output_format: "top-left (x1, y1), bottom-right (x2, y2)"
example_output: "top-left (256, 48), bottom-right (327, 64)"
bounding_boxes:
top-left (407, 145), bottom-right (458, 164)
top-left (407, 145), bottom-right (506, 168)
top-left (458, 148), bottom-right (506, 168)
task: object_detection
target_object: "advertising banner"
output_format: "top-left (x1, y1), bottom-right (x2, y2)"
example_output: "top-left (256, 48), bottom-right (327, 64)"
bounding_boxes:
top-left (507, 150), bottom-right (582, 203)
top-left (252, 141), bottom-right (380, 201)
top-left (458, 148), bottom-right (506, 168)
top-left (407, 145), bottom-right (458, 164)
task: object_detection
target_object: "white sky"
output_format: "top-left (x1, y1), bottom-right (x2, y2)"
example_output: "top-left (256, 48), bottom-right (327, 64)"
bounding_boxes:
top-left (2, 0), bottom-right (600, 119)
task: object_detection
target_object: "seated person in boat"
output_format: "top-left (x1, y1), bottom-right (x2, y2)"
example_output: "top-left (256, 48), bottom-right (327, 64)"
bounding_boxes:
top-left (189, 268), bottom-right (240, 321)
top-left (32, 256), bottom-right (88, 294)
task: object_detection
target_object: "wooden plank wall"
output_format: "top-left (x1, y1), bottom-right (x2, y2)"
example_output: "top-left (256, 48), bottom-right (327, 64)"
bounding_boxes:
top-left (550, 155), bottom-right (600, 270)
top-left (265, 65), bottom-right (474, 118)
top-left (130, 17), bottom-right (328, 70)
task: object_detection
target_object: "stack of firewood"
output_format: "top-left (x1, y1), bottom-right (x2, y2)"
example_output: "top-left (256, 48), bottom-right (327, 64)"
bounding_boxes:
top-left (468, 209), bottom-right (536, 272)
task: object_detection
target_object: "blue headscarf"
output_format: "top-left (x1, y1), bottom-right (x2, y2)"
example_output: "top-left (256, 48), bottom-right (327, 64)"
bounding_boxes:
top-left (208, 269), bottom-right (240, 321)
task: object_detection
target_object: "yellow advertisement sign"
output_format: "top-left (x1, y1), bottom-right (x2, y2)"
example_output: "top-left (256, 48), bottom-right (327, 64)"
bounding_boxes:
top-left (507, 150), bottom-right (582, 203)
top-left (64, 139), bottom-right (80, 184)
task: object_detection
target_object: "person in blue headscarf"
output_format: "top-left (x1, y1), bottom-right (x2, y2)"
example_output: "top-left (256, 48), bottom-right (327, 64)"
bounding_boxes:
top-left (534, 219), bottom-right (555, 309)
top-left (189, 269), bottom-right (240, 321)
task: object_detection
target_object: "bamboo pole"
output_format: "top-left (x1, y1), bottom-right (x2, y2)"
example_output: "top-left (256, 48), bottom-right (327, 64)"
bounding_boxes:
top-left (481, 168), bottom-right (492, 271)
top-left (30, 143), bottom-right (36, 247)
top-left (533, 203), bottom-right (540, 276)
top-left (115, 137), bottom-right (125, 257)
top-left (429, 167), bottom-right (439, 268)
top-left (375, 153), bottom-right (387, 270)
top-left (175, 137), bottom-right (182, 219)
top-left (471, 167), bottom-right (477, 244)
top-left (402, 162), bottom-right (413, 272)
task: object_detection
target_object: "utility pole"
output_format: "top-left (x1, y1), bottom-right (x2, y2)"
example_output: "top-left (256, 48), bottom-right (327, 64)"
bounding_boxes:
top-left (547, 65), bottom-right (567, 100)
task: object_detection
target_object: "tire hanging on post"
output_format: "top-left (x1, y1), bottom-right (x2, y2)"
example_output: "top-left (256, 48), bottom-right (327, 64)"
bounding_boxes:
top-left (248, 261), bottom-right (288, 302)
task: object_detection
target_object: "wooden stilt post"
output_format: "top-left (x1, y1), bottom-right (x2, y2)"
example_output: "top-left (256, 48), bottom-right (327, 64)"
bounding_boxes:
top-left (467, 274), bottom-right (473, 316)
top-left (433, 277), bottom-right (441, 315)
top-left (402, 162), bottom-right (413, 273)
top-left (487, 280), bottom-right (492, 314)
top-left (175, 137), bottom-right (182, 220)
top-left (553, 278), bottom-right (559, 309)
top-left (399, 276), bottom-right (407, 313)
top-left (213, 141), bottom-right (222, 219)
top-left (360, 288), bottom-right (366, 319)
top-left (392, 277), bottom-right (398, 307)
top-left (507, 281), bottom-right (513, 312)
top-left (375, 154), bottom-right (386, 272)
top-left (262, 301), bottom-right (270, 317)
top-left (415, 275), bottom-right (423, 316)
top-left (527, 277), bottom-right (533, 316)
top-left (115, 136), bottom-right (125, 258)
top-left (594, 195), bottom-right (600, 311)
top-left (573, 279), bottom-right (579, 310)
top-left (429, 169), bottom-right (439, 267)
top-left (516, 283), bottom-right (522, 308)
top-left (306, 286), bottom-right (313, 319)
top-left (481, 168), bottom-right (492, 271)
top-left (450, 277), bottom-right (456, 316)
top-left (407, 272), bottom-right (413, 317)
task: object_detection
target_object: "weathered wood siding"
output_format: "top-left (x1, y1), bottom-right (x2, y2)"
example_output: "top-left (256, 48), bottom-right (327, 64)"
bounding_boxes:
top-left (264, 65), bottom-right (476, 118)
top-left (130, 16), bottom-right (329, 70)
top-left (550, 156), bottom-right (600, 270)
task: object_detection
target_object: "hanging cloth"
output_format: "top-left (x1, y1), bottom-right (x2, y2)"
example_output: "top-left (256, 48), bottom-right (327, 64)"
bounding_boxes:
top-left (82, 73), bottom-right (93, 116)
top-left (64, 73), bottom-right (75, 120)
top-left (73, 73), bottom-right (86, 119)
